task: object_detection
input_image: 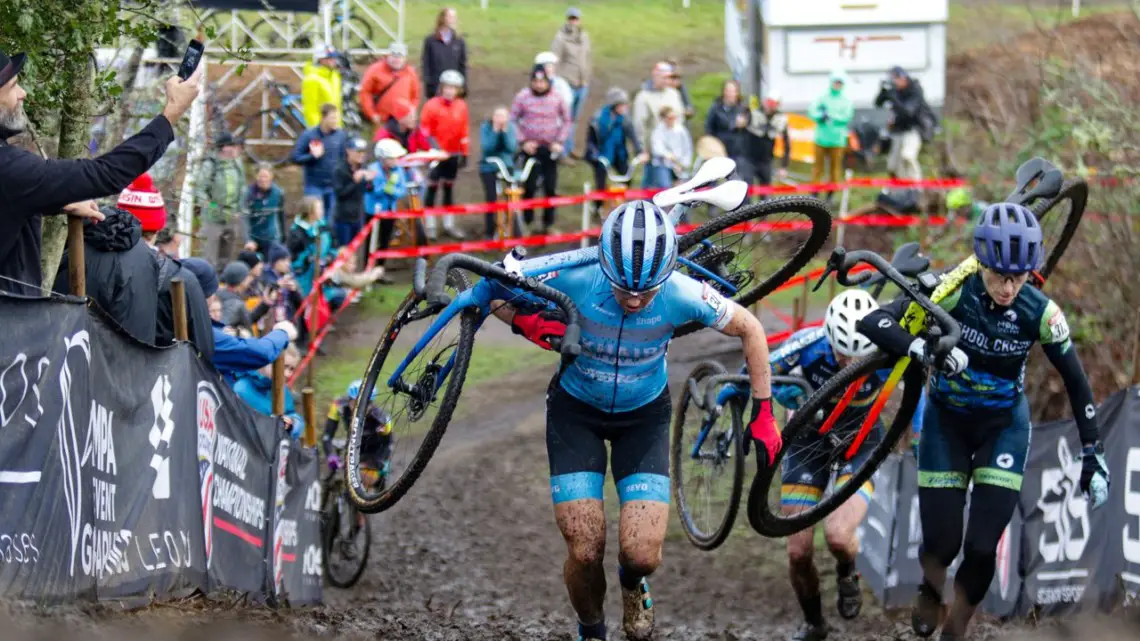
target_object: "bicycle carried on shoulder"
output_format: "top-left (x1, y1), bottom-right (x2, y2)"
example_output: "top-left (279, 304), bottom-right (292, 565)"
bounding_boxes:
top-left (745, 157), bottom-right (1088, 538)
top-left (341, 158), bottom-right (835, 513)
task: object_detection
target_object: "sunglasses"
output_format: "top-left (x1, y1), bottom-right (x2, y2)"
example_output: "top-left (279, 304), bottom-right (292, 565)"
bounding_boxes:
top-left (611, 283), bottom-right (661, 303)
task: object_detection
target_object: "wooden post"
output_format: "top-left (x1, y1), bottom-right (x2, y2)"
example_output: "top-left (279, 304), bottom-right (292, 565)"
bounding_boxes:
top-left (800, 275), bottom-right (810, 327)
top-left (272, 354), bottom-right (286, 416)
top-left (67, 218), bottom-right (86, 297)
top-left (792, 298), bottom-right (802, 331)
top-left (302, 387), bottom-right (317, 447)
top-left (171, 278), bottom-right (189, 341)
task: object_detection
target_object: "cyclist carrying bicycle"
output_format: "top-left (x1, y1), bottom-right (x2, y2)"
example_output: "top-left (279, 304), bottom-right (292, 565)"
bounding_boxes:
top-left (486, 201), bottom-right (778, 641)
top-left (767, 289), bottom-right (887, 641)
top-left (855, 203), bottom-right (1109, 640)
top-left (325, 379), bottom-right (394, 487)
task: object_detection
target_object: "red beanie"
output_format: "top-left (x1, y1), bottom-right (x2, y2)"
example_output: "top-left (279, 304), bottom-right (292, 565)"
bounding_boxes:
top-left (118, 173), bottom-right (167, 233)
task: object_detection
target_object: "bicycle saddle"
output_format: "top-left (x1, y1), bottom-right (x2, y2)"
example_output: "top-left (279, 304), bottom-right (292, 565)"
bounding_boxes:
top-left (860, 242), bottom-right (931, 289)
top-left (653, 156), bottom-right (748, 213)
top-left (1006, 156), bottom-right (1063, 204)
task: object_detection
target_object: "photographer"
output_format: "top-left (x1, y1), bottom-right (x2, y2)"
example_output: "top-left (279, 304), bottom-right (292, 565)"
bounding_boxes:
top-left (874, 66), bottom-right (932, 180)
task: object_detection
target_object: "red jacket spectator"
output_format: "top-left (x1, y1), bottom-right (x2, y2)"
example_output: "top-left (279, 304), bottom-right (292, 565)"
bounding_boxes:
top-left (420, 95), bottom-right (469, 156)
top-left (371, 99), bottom-right (436, 151)
top-left (359, 44), bottom-right (421, 125)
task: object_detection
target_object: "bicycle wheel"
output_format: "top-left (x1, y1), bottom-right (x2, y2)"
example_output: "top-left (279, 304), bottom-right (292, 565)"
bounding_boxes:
top-left (345, 270), bottom-right (476, 514)
top-left (240, 108), bottom-right (306, 166)
top-left (322, 488), bottom-right (371, 588)
top-left (249, 17), bottom-right (291, 59)
top-left (1030, 178), bottom-right (1088, 282)
top-left (747, 353), bottom-right (923, 537)
top-left (673, 196), bottom-right (832, 338)
top-left (671, 360), bottom-right (746, 551)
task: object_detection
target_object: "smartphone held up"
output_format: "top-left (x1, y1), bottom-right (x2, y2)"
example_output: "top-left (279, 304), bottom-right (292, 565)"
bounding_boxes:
top-left (178, 39), bottom-right (205, 81)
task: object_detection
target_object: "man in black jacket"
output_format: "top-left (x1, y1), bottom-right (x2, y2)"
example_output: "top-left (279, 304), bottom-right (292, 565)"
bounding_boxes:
top-left (155, 254), bottom-right (216, 362)
top-left (53, 207), bottom-right (159, 344)
top-left (0, 49), bottom-right (200, 297)
top-left (874, 67), bottom-right (929, 181)
top-left (332, 137), bottom-right (376, 247)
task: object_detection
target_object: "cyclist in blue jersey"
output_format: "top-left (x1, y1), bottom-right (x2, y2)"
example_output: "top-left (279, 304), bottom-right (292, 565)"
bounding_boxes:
top-left (857, 203), bottom-right (1109, 640)
top-left (770, 289), bottom-right (886, 641)
top-left (489, 200), bottom-right (779, 641)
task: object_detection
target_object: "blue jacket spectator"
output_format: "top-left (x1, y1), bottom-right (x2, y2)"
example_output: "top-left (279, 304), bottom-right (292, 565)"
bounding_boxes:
top-left (290, 104), bottom-right (347, 220)
top-left (211, 320), bottom-right (295, 385)
top-left (364, 159), bottom-right (410, 216)
top-left (244, 166), bottom-right (286, 252)
top-left (585, 88), bottom-right (644, 209)
top-left (234, 370), bottom-right (305, 439)
top-left (477, 111), bottom-right (518, 238)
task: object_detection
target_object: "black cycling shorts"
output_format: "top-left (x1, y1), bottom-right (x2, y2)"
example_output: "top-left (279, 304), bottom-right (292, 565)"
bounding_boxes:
top-left (546, 380), bottom-right (671, 506)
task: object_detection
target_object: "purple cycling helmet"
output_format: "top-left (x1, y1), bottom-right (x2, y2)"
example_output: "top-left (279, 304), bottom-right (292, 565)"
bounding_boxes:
top-left (973, 203), bottom-right (1043, 273)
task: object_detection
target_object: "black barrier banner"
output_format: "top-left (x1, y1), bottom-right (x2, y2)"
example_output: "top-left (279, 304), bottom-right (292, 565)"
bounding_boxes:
top-left (1020, 385), bottom-right (1140, 614)
top-left (0, 295), bottom-right (319, 605)
top-left (274, 445), bottom-right (322, 604)
top-left (196, 0), bottom-right (321, 12)
top-left (193, 358), bottom-right (281, 599)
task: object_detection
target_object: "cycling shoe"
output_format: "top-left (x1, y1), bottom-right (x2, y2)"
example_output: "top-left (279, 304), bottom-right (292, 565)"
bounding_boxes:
top-left (621, 577), bottom-right (654, 641)
top-left (911, 581), bottom-right (943, 638)
top-left (836, 573), bottom-right (863, 620)
top-left (790, 620), bottom-right (830, 641)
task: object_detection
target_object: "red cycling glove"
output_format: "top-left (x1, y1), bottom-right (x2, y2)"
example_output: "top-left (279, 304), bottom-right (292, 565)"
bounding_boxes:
top-left (510, 313), bottom-right (567, 351)
top-left (748, 398), bottom-right (781, 467)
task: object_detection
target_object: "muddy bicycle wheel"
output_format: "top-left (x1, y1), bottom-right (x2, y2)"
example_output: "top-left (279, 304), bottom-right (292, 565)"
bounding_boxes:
top-left (673, 196), bottom-right (832, 339)
top-left (345, 270), bottom-right (476, 514)
top-left (322, 485), bottom-right (371, 588)
top-left (1030, 178), bottom-right (1088, 282)
top-left (747, 353), bottom-right (922, 538)
top-left (671, 361), bottom-right (745, 551)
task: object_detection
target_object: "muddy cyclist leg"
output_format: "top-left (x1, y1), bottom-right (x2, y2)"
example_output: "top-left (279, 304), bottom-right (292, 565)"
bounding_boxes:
top-left (943, 398), bottom-right (1029, 638)
top-left (547, 383), bottom-right (610, 636)
top-left (781, 438), bottom-right (829, 637)
top-left (827, 426), bottom-right (879, 621)
top-left (610, 388), bottom-right (672, 641)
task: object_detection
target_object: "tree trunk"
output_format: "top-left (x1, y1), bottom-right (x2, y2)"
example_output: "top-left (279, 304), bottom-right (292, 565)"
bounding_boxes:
top-left (41, 53), bottom-right (94, 292)
top-left (102, 47), bottom-right (144, 155)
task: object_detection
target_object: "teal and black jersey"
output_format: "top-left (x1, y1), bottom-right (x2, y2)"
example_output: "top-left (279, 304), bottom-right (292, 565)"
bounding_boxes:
top-left (928, 273), bottom-right (1071, 411)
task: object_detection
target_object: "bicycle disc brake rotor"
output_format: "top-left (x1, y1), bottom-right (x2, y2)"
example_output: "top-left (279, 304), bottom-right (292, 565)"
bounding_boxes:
top-left (406, 362), bottom-right (442, 421)
top-left (690, 246), bottom-right (752, 295)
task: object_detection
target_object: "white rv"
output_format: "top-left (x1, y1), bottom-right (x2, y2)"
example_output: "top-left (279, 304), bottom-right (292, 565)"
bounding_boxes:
top-left (726, 0), bottom-right (947, 116)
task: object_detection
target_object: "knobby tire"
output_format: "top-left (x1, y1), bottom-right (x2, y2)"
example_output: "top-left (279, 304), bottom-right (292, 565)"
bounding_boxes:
top-left (1030, 178), bottom-right (1088, 280)
top-left (322, 487), bottom-right (371, 589)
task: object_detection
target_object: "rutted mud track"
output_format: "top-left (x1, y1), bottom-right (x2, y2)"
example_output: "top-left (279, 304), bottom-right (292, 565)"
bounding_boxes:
top-left (4, 326), bottom-right (1136, 640)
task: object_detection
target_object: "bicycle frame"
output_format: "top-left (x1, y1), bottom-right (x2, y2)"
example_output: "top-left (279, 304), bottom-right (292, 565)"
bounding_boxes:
top-left (687, 373), bottom-right (813, 460)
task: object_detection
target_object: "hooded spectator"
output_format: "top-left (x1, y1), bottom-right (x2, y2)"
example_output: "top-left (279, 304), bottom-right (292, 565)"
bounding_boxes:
top-left (53, 207), bottom-right (160, 344)
top-left (367, 139), bottom-right (411, 270)
top-left (421, 7), bottom-right (468, 100)
top-left (420, 70), bottom-right (470, 240)
top-left (875, 66), bottom-right (931, 180)
top-left (586, 87), bottom-right (645, 211)
top-left (244, 164), bottom-right (286, 253)
top-left (233, 345), bottom-right (305, 437)
top-left (478, 106), bottom-right (519, 239)
top-left (632, 61), bottom-right (683, 187)
top-left (360, 41), bottom-right (421, 128)
top-left (195, 131), bottom-right (247, 268)
top-left (291, 103), bottom-right (347, 221)
top-left (705, 79), bottom-right (751, 183)
top-left (510, 65), bottom-right (571, 235)
top-left (162, 256), bottom-right (217, 361)
top-left (0, 48), bottom-right (199, 297)
top-left (217, 260), bottom-right (255, 328)
top-left (333, 137), bottom-right (377, 247)
top-left (550, 7), bottom-right (592, 158)
top-left (809, 69), bottom-right (854, 194)
top-left (746, 91), bottom-right (791, 187)
top-left (301, 44), bottom-right (343, 128)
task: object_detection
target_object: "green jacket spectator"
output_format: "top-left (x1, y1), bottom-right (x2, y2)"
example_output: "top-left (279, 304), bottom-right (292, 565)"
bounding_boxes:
top-left (809, 70), bottom-right (854, 149)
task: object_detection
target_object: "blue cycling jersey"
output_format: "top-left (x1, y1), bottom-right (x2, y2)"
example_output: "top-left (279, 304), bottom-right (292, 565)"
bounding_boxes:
top-left (538, 265), bottom-right (734, 413)
top-left (767, 326), bottom-right (885, 410)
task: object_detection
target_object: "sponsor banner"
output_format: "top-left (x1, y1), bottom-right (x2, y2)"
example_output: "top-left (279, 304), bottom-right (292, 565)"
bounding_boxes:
top-left (0, 296), bottom-right (319, 605)
top-left (274, 445), bottom-right (322, 605)
top-left (859, 386), bottom-right (1140, 616)
top-left (196, 0), bottom-right (320, 12)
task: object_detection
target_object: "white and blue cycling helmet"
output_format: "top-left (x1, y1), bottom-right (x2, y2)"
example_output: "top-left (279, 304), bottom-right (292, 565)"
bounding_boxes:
top-left (598, 200), bottom-right (678, 293)
top-left (346, 379), bottom-right (377, 402)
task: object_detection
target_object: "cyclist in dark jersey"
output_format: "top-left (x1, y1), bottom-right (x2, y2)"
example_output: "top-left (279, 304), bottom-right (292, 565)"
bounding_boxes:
top-left (324, 379), bottom-right (394, 485)
top-left (857, 203), bottom-right (1109, 640)
top-left (487, 200), bottom-right (779, 641)
top-left (769, 289), bottom-right (887, 641)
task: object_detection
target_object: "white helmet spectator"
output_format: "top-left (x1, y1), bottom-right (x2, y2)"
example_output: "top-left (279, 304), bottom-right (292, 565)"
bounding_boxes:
top-left (534, 51), bottom-right (559, 66)
top-left (438, 69), bottom-right (465, 88)
top-left (388, 41), bottom-right (408, 57)
top-left (374, 138), bottom-right (407, 160)
top-left (312, 43), bottom-right (338, 62)
top-left (765, 89), bottom-right (782, 104)
top-left (824, 289), bottom-right (879, 358)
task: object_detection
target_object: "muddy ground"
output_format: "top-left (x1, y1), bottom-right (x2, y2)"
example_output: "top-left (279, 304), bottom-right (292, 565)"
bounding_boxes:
top-left (4, 316), bottom-right (1138, 640)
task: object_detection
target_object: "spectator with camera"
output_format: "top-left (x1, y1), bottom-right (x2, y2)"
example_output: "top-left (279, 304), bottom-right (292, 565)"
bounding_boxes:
top-left (809, 70), bottom-right (854, 198)
top-left (874, 66), bottom-right (933, 181)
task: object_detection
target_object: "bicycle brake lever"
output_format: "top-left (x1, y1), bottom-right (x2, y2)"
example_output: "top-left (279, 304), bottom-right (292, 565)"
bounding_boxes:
top-left (812, 265), bottom-right (835, 293)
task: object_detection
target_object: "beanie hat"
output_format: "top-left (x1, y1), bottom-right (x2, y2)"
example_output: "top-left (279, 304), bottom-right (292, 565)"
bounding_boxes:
top-left (220, 261), bottom-right (251, 287)
top-left (267, 243), bottom-right (291, 266)
top-left (605, 87), bottom-right (629, 105)
top-left (531, 64), bottom-right (548, 81)
top-left (237, 250), bottom-right (262, 269)
top-left (391, 97), bottom-right (414, 121)
top-left (118, 173), bottom-right (167, 233)
top-left (181, 258), bottom-right (218, 297)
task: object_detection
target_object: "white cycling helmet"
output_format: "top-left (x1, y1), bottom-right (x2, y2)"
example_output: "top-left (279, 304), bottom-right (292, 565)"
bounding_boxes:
top-left (374, 138), bottom-right (407, 160)
top-left (534, 51), bottom-right (559, 66)
top-left (824, 289), bottom-right (879, 358)
top-left (439, 69), bottom-right (465, 88)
